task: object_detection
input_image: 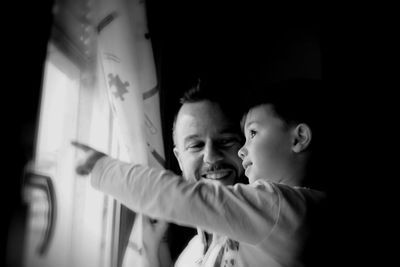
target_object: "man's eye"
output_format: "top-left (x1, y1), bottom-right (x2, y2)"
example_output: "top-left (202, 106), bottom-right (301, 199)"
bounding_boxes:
top-left (186, 143), bottom-right (203, 150)
top-left (218, 138), bottom-right (238, 147)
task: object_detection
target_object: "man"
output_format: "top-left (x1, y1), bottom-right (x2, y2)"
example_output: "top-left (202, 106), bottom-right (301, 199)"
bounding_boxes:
top-left (73, 78), bottom-right (247, 266)
top-left (169, 80), bottom-right (246, 266)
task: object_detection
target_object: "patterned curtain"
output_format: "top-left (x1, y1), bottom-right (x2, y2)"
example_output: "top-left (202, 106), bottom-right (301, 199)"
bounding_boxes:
top-left (95, 0), bottom-right (166, 266)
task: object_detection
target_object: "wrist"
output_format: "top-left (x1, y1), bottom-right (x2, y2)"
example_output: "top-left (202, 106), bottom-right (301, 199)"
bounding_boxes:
top-left (88, 152), bottom-right (106, 171)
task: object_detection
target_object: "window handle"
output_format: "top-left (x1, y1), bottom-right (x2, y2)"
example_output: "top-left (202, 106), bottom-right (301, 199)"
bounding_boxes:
top-left (24, 172), bottom-right (57, 256)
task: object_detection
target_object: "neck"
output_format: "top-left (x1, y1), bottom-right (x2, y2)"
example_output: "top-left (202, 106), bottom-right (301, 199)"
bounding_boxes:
top-left (281, 156), bottom-right (308, 186)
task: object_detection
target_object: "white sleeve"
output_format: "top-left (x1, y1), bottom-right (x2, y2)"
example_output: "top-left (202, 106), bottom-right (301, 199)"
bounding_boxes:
top-left (91, 156), bottom-right (326, 245)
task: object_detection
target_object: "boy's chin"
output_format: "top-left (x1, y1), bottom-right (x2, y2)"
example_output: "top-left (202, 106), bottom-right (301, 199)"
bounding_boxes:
top-left (247, 174), bottom-right (261, 184)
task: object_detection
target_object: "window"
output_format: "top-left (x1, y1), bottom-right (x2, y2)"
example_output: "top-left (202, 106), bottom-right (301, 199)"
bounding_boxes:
top-left (23, 43), bottom-right (121, 267)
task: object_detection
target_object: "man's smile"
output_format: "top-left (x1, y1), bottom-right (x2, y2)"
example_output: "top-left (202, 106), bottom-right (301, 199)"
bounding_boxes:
top-left (201, 169), bottom-right (233, 180)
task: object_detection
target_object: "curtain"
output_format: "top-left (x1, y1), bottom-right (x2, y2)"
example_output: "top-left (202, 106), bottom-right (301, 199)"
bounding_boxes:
top-left (95, 0), bottom-right (166, 266)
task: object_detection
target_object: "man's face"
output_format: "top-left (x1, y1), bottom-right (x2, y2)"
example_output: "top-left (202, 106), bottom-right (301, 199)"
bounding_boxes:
top-left (173, 100), bottom-right (244, 186)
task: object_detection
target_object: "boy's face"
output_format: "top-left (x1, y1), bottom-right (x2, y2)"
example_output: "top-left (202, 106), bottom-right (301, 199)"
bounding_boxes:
top-left (239, 104), bottom-right (296, 184)
top-left (173, 100), bottom-right (244, 186)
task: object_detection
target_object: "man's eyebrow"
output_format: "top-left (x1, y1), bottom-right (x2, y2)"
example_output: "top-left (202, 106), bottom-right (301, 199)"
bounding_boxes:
top-left (183, 134), bottom-right (200, 143)
top-left (218, 131), bottom-right (241, 137)
top-left (218, 130), bottom-right (243, 141)
top-left (219, 124), bottom-right (242, 134)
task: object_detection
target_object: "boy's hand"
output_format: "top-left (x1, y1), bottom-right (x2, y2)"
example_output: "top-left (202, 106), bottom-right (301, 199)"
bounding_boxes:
top-left (71, 141), bottom-right (106, 175)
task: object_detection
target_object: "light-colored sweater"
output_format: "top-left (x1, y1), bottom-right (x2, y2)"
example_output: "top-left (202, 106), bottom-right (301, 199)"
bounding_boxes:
top-left (92, 156), bottom-right (326, 267)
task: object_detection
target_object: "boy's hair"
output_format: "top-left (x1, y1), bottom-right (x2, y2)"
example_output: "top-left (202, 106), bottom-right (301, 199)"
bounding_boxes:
top-left (241, 78), bottom-right (325, 137)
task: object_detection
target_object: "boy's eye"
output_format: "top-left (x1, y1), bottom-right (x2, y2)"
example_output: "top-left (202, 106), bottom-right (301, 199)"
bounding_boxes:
top-left (249, 130), bottom-right (257, 138)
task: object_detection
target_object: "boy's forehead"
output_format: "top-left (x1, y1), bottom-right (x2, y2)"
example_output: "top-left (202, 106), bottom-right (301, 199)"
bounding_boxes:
top-left (244, 104), bottom-right (276, 127)
top-left (247, 104), bottom-right (271, 118)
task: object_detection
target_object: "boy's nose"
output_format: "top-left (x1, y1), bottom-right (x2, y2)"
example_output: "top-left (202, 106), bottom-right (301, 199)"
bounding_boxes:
top-left (237, 146), bottom-right (247, 160)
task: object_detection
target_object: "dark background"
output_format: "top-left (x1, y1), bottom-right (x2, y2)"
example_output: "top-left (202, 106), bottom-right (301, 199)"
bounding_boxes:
top-left (3, 0), bottom-right (391, 266)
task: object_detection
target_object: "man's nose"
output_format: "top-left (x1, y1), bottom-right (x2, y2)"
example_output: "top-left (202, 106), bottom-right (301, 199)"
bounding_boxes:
top-left (203, 143), bottom-right (223, 164)
top-left (237, 145), bottom-right (247, 160)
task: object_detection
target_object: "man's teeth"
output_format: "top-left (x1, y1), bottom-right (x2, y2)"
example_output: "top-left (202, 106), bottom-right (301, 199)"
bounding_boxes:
top-left (204, 171), bottom-right (230, 179)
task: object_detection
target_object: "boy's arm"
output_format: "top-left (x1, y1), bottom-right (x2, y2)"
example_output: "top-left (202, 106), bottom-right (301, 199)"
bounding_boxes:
top-left (73, 141), bottom-right (324, 246)
top-left (91, 156), bottom-right (311, 245)
top-left (72, 141), bottom-right (173, 267)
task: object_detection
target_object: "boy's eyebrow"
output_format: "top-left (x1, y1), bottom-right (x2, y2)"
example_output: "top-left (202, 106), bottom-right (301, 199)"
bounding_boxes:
top-left (244, 120), bottom-right (258, 129)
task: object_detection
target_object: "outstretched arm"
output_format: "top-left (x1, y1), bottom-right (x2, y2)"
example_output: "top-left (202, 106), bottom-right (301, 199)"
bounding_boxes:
top-left (89, 156), bottom-right (325, 245)
top-left (71, 141), bottom-right (173, 267)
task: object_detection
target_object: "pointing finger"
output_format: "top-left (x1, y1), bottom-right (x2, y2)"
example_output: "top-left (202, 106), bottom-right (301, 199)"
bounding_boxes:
top-left (71, 140), bottom-right (93, 152)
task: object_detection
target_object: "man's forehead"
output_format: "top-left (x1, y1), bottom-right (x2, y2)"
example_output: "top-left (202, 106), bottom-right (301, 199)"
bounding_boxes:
top-left (179, 100), bottom-right (224, 115)
top-left (177, 101), bottom-right (232, 122)
top-left (175, 101), bottom-right (239, 138)
top-left (177, 112), bottom-right (237, 134)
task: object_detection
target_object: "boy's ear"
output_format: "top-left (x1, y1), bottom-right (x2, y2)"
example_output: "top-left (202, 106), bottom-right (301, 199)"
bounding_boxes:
top-left (292, 123), bottom-right (312, 153)
top-left (173, 147), bottom-right (184, 171)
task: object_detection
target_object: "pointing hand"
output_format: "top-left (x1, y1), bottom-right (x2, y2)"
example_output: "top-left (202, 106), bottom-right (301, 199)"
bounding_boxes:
top-left (71, 141), bottom-right (106, 175)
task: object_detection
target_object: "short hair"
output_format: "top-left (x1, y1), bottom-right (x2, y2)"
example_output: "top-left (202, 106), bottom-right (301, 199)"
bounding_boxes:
top-left (172, 77), bottom-right (244, 146)
top-left (241, 78), bottom-right (325, 138)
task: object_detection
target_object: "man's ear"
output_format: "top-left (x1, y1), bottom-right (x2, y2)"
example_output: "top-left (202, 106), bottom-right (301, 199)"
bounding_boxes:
top-left (173, 147), bottom-right (184, 171)
top-left (292, 123), bottom-right (312, 153)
